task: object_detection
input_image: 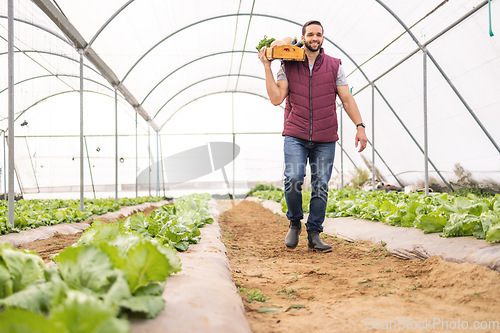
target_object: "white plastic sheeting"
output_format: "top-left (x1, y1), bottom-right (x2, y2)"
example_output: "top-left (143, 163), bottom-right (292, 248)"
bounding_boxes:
top-left (0, 0), bottom-right (499, 197)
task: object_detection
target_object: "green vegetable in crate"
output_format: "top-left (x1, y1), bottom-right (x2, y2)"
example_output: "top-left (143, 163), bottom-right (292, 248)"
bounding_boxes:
top-left (256, 35), bottom-right (275, 50)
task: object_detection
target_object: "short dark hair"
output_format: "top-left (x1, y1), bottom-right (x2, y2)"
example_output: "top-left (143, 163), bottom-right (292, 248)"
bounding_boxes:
top-left (302, 20), bottom-right (323, 36)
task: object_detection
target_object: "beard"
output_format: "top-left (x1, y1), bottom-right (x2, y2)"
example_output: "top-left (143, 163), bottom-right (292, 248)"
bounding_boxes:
top-left (305, 39), bottom-right (322, 52)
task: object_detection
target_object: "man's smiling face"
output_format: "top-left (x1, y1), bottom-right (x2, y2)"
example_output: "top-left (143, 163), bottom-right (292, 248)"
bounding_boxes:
top-left (303, 24), bottom-right (324, 52)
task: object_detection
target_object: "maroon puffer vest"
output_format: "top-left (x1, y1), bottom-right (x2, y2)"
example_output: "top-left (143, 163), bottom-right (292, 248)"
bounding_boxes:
top-left (282, 49), bottom-right (341, 142)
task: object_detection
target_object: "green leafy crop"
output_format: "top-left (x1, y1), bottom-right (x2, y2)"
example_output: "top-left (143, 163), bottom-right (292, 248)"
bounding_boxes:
top-left (256, 35), bottom-right (275, 50)
top-left (0, 196), bottom-right (164, 235)
top-left (0, 193), bottom-right (213, 330)
top-left (248, 185), bottom-right (500, 243)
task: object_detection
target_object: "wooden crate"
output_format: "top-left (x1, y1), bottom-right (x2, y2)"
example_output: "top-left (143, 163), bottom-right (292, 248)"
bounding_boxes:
top-left (266, 45), bottom-right (305, 61)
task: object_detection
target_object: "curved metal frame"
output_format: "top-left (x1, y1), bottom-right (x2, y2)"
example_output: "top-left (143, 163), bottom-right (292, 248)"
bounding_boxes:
top-left (141, 50), bottom-right (258, 105)
top-left (0, 15), bottom-right (71, 45)
top-left (0, 50), bottom-right (103, 77)
top-left (154, 73), bottom-right (264, 120)
top-left (121, 13), bottom-right (371, 84)
top-left (2, 89), bottom-right (119, 127)
top-left (88, 0), bottom-right (135, 47)
top-left (161, 90), bottom-right (361, 171)
top-left (161, 89), bottom-right (271, 128)
top-left (375, 0), bottom-right (498, 156)
top-left (129, 13), bottom-right (448, 186)
top-left (0, 73), bottom-right (118, 95)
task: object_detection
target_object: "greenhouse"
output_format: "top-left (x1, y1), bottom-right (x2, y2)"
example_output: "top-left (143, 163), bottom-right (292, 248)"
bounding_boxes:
top-left (0, 0), bottom-right (499, 332)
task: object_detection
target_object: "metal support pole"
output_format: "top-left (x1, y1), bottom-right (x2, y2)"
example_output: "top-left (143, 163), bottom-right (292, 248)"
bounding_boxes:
top-left (423, 49), bottom-right (429, 195)
top-left (233, 133), bottom-right (236, 200)
top-left (83, 136), bottom-right (96, 199)
top-left (135, 109), bottom-right (138, 198)
top-left (3, 132), bottom-right (6, 198)
top-left (115, 88), bottom-right (118, 200)
top-left (340, 105), bottom-right (344, 189)
top-left (25, 137), bottom-right (40, 192)
top-left (79, 50), bottom-right (84, 210)
top-left (148, 125), bottom-right (151, 197)
top-left (156, 131), bottom-right (159, 197)
top-left (135, 110), bottom-right (139, 198)
top-left (371, 84), bottom-right (375, 191)
top-left (159, 136), bottom-right (166, 197)
top-left (8, 0), bottom-right (15, 226)
top-left (232, 93), bottom-right (236, 200)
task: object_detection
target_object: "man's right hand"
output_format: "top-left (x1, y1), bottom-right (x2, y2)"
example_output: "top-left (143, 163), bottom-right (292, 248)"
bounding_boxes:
top-left (259, 47), bottom-right (272, 68)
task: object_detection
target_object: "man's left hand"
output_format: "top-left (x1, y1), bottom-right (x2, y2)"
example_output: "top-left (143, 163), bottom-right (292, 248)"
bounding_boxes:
top-left (355, 128), bottom-right (368, 152)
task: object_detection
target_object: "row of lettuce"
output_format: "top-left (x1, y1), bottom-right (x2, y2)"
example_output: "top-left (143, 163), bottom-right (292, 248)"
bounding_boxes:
top-left (249, 186), bottom-right (500, 242)
top-left (0, 196), bottom-right (164, 235)
top-left (0, 193), bottom-right (213, 332)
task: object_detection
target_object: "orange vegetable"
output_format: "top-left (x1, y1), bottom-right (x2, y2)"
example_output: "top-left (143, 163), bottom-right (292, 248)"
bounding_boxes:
top-left (270, 36), bottom-right (293, 48)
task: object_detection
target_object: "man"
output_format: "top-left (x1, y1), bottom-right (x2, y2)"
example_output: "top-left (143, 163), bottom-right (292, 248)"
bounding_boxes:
top-left (258, 20), bottom-right (368, 253)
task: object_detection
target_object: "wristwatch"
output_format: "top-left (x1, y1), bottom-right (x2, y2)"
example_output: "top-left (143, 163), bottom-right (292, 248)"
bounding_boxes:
top-left (356, 122), bottom-right (366, 128)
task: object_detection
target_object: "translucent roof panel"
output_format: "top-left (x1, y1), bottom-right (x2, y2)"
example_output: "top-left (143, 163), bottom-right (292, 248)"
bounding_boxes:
top-left (0, 0), bottom-right (499, 196)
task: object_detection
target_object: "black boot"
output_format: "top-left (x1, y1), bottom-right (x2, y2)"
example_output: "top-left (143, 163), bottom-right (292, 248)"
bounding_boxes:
top-left (285, 220), bottom-right (302, 248)
top-left (307, 231), bottom-right (332, 253)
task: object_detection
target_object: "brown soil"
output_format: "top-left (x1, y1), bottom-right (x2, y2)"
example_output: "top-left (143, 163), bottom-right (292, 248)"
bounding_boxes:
top-left (18, 232), bottom-right (82, 262)
top-left (17, 204), bottom-right (162, 263)
top-left (219, 200), bottom-right (500, 333)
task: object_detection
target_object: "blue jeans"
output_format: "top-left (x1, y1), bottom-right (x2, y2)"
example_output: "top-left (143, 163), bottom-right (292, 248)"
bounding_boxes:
top-left (283, 135), bottom-right (336, 233)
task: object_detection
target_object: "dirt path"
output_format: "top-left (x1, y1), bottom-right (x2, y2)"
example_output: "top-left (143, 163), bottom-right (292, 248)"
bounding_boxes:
top-left (219, 200), bottom-right (500, 333)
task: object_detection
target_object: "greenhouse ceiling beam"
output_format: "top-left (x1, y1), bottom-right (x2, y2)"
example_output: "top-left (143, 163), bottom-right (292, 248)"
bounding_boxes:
top-left (374, 0), bottom-right (499, 155)
top-left (0, 15), bottom-right (71, 45)
top-left (31, 0), bottom-right (159, 131)
top-left (141, 50), bottom-right (258, 105)
top-left (154, 73), bottom-right (264, 121)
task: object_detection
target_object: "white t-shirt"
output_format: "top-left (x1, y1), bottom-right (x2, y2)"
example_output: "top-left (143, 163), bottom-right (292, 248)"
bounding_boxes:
top-left (277, 62), bottom-right (348, 86)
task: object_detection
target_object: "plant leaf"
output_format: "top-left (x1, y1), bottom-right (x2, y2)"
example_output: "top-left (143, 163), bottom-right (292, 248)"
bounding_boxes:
top-left (0, 243), bottom-right (45, 293)
top-left (118, 295), bottom-right (165, 319)
top-left (486, 224), bottom-right (500, 242)
top-left (119, 241), bottom-right (175, 293)
top-left (54, 245), bottom-right (116, 294)
top-left (51, 290), bottom-right (129, 333)
top-left (0, 307), bottom-right (62, 333)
